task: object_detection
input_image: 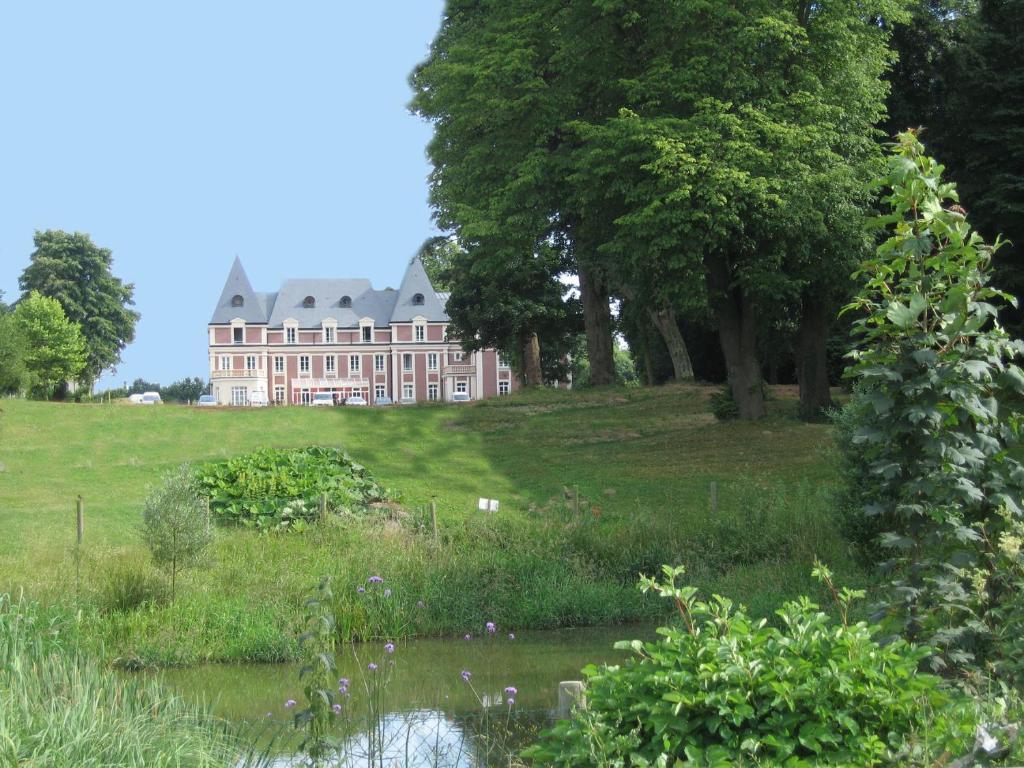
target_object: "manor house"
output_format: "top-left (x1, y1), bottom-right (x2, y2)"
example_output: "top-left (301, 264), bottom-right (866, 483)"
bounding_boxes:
top-left (207, 256), bottom-right (516, 406)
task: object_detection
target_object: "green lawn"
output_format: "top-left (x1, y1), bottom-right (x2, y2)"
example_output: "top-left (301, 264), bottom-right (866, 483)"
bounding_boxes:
top-left (0, 384), bottom-right (857, 664)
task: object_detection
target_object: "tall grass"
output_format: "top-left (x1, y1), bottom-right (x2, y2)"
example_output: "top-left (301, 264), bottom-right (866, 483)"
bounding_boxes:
top-left (0, 595), bottom-right (272, 767)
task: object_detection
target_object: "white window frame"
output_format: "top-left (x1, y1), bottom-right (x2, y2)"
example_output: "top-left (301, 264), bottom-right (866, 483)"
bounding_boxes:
top-left (286, 326), bottom-right (297, 344)
top-left (349, 355), bottom-right (361, 374)
top-left (402, 353), bottom-right (413, 371)
top-left (299, 355), bottom-right (311, 375)
top-left (361, 324), bottom-right (373, 343)
top-left (274, 356), bottom-right (285, 373)
top-left (233, 326), bottom-right (244, 345)
top-left (231, 386), bottom-right (248, 406)
top-left (427, 353), bottom-right (438, 371)
top-left (498, 354), bottom-right (510, 369)
top-left (299, 388), bottom-right (312, 405)
top-left (374, 384), bottom-right (386, 399)
top-left (325, 355), bottom-right (336, 375)
top-left (456, 380), bottom-right (468, 394)
top-left (453, 351), bottom-right (464, 362)
top-left (220, 355), bottom-right (231, 371)
top-left (402, 384), bottom-right (415, 400)
top-left (274, 385), bottom-right (285, 404)
top-left (324, 326), bottom-right (335, 344)
top-left (499, 380), bottom-right (510, 396)
top-left (428, 383), bottom-right (439, 401)
top-left (374, 354), bottom-right (385, 372)
top-left (414, 323), bottom-right (425, 343)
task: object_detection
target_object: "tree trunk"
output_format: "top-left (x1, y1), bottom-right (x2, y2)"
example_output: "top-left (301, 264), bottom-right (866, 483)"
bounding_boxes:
top-left (520, 330), bottom-right (543, 386)
top-left (642, 344), bottom-right (655, 387)
top-left (646, 304), bottom-right (694, 381)
top-left (578, 266), bottom-right (616, 386)
top-left (707, 256), bottom-right (765, 419)
top-left (795, 296), bottom-right (833, 421)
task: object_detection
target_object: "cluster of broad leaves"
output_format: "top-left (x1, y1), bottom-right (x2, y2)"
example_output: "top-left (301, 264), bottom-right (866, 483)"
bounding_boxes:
top-left (195, 447), bottom-right (390, 533)
top-left (837, 132), bottom-right (1024, 669)
top-left (525, 565), bottom-right (988, 768)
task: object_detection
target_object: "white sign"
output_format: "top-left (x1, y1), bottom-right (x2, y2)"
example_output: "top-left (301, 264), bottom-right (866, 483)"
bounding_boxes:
top-left (477, 498), bottom-right (499, 512)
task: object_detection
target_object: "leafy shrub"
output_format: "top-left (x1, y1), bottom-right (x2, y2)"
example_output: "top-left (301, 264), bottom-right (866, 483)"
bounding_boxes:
top-left (141, 464), bottom-right (212, 601)
top-left (525, 565), bottom-right (987, 767)
top-left (92, 553), bottom-right (168, 613)
top-left (709, 386), bottom-right (739, 420)
top-left (837, 132), bottom-right (1024, 666)
top-left (195, 446), bottom-right (390, 532)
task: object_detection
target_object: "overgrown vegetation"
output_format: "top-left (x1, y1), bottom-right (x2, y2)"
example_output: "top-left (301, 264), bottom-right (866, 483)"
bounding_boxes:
top-left (837, 133), bottom-right (1024, 673)
top-left (526, 565), bottom-right (1023, 767)
top-left (141, 464), bottom-right (212, 600)
top-left (195, 446), bottom-right (392, 532)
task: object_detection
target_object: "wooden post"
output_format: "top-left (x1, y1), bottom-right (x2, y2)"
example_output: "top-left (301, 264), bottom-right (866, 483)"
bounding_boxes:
top-left (430, 500), bottom-right (438, 542)
top-left (76, 495), bottom-right (84, 545)
top-left (574, 484), bottom-right (580, 517)
top-left (319, 493), bottom-right (328, 524)
top-left (709, 481), bottom-right (718, 515)
top-left (557, 681), bottom-right (586, 716)
top-left (75, 495), bottom-right (84, 599)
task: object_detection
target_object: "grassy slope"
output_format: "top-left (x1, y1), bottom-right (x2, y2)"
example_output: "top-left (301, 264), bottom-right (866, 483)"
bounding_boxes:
top-left (0, 384), bottom-right (857, 664)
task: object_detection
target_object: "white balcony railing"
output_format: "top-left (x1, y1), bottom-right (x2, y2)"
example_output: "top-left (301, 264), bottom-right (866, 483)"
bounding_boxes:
top-left (444, 364), bottom-right (476, 375)
top-left (211, 369), bottom-right (261, 379)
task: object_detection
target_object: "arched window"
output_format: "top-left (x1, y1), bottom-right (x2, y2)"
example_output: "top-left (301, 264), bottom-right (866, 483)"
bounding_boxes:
top-left (412, 293), bottom-right (425, 305)
top-left (340, 296), bottom-right (352, 308)
top-left (303, 295), bottom-right (316, 308)
top-left (231, 294), bottom-right (244, 307)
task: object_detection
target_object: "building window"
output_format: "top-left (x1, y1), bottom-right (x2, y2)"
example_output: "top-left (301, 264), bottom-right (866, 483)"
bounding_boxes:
top-left (303, 295), bottom-right (316, 308)
top-left (427, 353), bottom-right (438, 371)
top-left (233, 327), bottom-right (244, 344)
top-left (220, 355), bottom-right (231, 371)
top-left (498, 354), bottom-right (510, 369)
top-left (415, 324), bottom-right (425, 342)
top-left (499, 380), bottom-right (510, 396)
top-left (274, 356), bottom-right (284, 373)
top-left (299, 389), bottom-right (312, 405)
top-left (299, 355), bottom-right (311, 375)
top-left (231, 294), bottom-right (244, 307)
top-left (453, 351), bottom-right (464, 362)
top-left (374, 354), bottom-right (385, 372)
top-left (402, 384), bottom-right (414, 400)
top-left (245, 355), bottom-right (257, 371)
top-left (324, 326), bottom-right (335, 343)
top-left (274, 385), bottom-right (285, 404)
top-left (349, 355), bottom-right (361, 374)
top-left (375, 384), bottom-right (386, 400)
top-left (325, 355), bottom-right (336, 375)
top-left (428, 383), bottom-right (439, 401)
top-left (231, 386), bottom-right (247, 406)
top-left (456, 380), bottom-right (468, 394)
top-left (362, 325), bottom-right (372, 342)
top-left (340, 295), bottom-right (352, 308)
top-left (286, 327), bottom-right (297, 344)
top-left (403, 353), bottom-right (413, 371)
top-left (412, 293), bottom-right (424, 305)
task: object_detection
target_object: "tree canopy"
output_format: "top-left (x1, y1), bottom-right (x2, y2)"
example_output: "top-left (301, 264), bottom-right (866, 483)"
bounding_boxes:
top-left (11, 292), bottom-right (88, 400)
top-left (19, 230), bottom-right (139, 386)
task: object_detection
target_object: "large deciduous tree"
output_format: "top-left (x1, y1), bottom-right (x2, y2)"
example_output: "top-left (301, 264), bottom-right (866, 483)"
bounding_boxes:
top-left (19, 230), bottom-right (139, 388)
top-left (11, 291), bottom-right (87, 400)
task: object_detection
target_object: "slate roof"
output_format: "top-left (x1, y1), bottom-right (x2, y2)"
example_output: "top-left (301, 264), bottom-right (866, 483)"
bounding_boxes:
top-left (210, 255), bottom-right (448, 328)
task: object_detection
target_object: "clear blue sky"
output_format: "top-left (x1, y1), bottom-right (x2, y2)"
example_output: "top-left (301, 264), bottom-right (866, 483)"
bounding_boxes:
top-left (0, 2), bottom-right (446, 389)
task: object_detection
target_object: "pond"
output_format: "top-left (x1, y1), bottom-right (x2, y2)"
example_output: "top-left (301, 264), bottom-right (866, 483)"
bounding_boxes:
top-left (158, 624), bottom-right (655, 767)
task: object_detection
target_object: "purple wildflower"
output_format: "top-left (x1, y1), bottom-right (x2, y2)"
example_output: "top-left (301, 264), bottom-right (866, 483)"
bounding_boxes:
top-left (383, 588), bottom-right (392, 598)
top-left (284, 699), bottom-right (296, 709)
top-left (504, 686), bottom-right (517, 695)
top-left (368, 662), bottom-right (378, 672)
top-left (332, 703), bottom-right (342, 714)
top-left (461, 670), bottom-right (472, 682)
top-left (507, 697), bottom-right (515, 706)
top-left (357, 586), bottom-right (366, 594)
top-left (338, 677), bottom-right (350, 687)
top-left (384, 642), bottom-right (395, 654)
top-left (464, 633), bottom-right (472, 641)
top-left (368, 575), bottom-right (384, 584)
top-left (486, 622), bottom-right (496, 634)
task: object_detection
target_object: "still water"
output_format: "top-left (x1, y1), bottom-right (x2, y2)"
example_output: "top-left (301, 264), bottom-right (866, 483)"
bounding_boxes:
top-left (158, 624), bottom-right (654, 766)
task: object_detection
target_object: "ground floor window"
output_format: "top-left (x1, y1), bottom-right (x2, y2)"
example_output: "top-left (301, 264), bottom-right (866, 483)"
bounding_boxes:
top-left (375, 384), bottom-right (386, 400)
top-left (299, 389), bottom-right (312, 405)
top-left (499, 380), bottom-right (510, 396)
top-left (231, 386), bottom-right (247, 406)
top-left (274, 385), bottom-right (285, 404)
top-left (402, 384), bottom-right (414, 400)
top-left (456, 380), bottom-right (468, 394)
top-left (428, 383), bottom-right (439, 401)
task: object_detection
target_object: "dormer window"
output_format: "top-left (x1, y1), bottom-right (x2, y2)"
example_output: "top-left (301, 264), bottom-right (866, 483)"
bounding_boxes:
top-left (303, 296), bottom-right (316, 309)
top-left (231, 294), bottom-right (244, 307)
top-left (412, 293), bottom-right (425, 305)
top-left (340, 296), bottom-right (352, 308)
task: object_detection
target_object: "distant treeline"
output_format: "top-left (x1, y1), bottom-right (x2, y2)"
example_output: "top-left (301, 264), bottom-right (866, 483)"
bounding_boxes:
top-left (89, 377), bottom-right (208, 403)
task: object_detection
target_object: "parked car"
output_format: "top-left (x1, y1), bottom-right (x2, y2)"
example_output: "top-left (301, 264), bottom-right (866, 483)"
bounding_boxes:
top-left (375, 396), bottom-right (393, 406)
top-left (141, 392), bottom-right (162, 404)
top-left (399, 396), bottom-right (416, 405)
top-left (249, 391), bottom-right (269, 407)
top-left (197, 395), bottom-right (218, 407)
top-left (128, 393), bottom-right (145, 404)
top-left (451, 392), bottom-right (471, 402)
top-left (310, 392), bottom-right (336, 407)
top-left (344, 395), bottom-right (368, 406)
